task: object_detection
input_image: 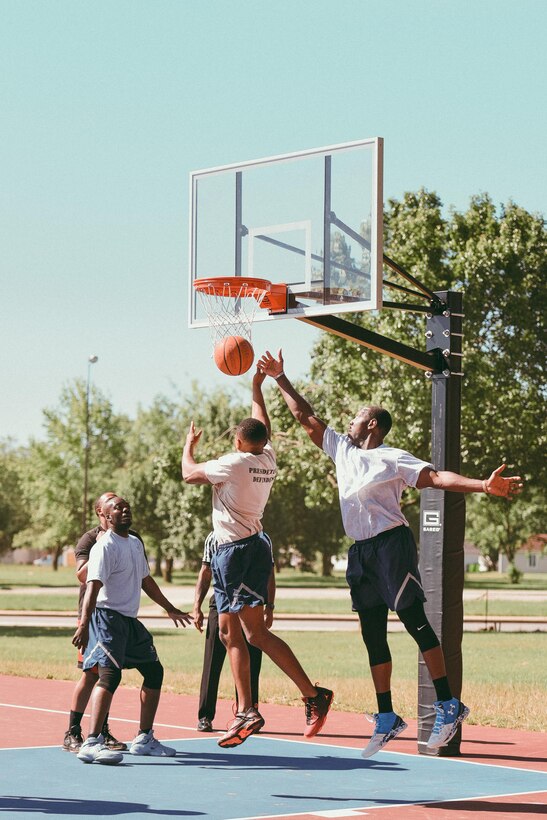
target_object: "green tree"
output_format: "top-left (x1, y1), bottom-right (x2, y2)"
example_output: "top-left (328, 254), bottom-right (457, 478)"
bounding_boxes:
top-left (14, 380), bottom-right (129, 568)
top-left (0, 440), bottom-right (31, 555)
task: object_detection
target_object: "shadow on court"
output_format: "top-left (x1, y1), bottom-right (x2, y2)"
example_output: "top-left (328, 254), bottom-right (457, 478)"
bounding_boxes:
top-left (170, 749), bottom-right (404, 772)
top-left (423, 801), bottom-right (547, 815)
top-left (0, 796), bottom-right (202, 816)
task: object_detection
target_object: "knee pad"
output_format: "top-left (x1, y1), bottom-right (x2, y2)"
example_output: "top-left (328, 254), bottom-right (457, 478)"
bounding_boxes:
top-left (397, 599), bottom-right (440, 653)
top-left (96, 665), bottom-right (122, 694)
top-left (138, 661), bottom-right (164, 690)
top-left (358, 605), bottom-right (392, 667)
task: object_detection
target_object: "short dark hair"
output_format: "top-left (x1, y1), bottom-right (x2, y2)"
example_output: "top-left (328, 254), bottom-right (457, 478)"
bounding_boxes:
top-left (236, 417), bottom-right (268, 445)
top-left (369, 406), bottom-right (392, 436)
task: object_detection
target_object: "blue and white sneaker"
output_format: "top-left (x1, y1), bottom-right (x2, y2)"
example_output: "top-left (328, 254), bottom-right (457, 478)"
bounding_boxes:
top-left (361, 712), bottom-right (408, 758)
top-left (426, 697), bottom-right (470, 749)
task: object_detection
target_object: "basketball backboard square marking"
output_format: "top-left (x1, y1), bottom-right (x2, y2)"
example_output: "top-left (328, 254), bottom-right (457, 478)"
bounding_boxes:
top-left (248, 221), bottom-right (312, 289)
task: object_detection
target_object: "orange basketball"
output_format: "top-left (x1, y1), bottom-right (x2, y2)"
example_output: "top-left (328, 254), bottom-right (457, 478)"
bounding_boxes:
top-left (213, 335), bottom-right (254, 376)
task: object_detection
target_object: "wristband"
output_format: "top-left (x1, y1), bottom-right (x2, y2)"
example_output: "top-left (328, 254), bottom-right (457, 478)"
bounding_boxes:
top-left (273, 372), bottom-right (284, 381)
top-left (265, 603), bottom-right (275, 610)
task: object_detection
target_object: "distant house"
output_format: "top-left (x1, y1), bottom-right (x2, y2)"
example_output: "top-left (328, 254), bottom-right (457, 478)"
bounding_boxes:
top-left (498, 534), bottom-right (547, 574)
top-left (463, 541), bottom-right (491, 572)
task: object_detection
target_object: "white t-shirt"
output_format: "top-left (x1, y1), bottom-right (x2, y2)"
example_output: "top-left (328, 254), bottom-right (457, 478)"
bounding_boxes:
top-left (86, 530), bottom-right (150, 618)
top-left (204, 443), bottom-right (277, 543)
top-left (323, 426), bottom-right (432, 541)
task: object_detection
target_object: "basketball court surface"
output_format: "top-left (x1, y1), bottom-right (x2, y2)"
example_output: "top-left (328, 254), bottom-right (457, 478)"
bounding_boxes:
top-left (1, 675), bottom-right (545, 820)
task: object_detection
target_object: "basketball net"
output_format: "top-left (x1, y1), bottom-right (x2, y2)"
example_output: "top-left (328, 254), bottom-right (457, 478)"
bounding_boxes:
top-left (194, 279), bottom-right (268, 348)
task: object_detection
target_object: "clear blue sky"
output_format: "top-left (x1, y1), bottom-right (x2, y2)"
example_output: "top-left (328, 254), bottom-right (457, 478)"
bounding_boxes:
top-left (1, 0), bottom-right (545, 444)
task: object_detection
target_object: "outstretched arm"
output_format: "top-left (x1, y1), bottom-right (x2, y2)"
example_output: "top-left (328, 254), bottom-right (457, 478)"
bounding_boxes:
top-left (181, 421), bottom-right (211, 484)
top-left (252, 368), bottom-right (271, 438)
top-left (141, 575), bottom-right (193, 627)
top-left (257, 350), bottom-right (327, 448)
top-left (417, 463), bottom-right (523, 498)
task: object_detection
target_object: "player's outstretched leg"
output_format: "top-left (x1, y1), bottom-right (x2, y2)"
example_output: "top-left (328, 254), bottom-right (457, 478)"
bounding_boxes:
top-left (426, 698), bottom-right (470, 749)
top-left (361, 712), bottom-right (408, 758)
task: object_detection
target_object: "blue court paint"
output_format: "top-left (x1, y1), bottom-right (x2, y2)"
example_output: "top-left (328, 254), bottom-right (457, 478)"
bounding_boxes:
top-left (0, 737), bottom-right (545, 820)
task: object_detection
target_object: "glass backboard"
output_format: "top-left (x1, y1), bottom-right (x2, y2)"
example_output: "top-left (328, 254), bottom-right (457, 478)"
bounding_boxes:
top-left (189, 137), bottom-right (383, 327)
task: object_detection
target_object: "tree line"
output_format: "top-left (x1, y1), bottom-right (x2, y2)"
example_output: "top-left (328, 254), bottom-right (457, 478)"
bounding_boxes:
top-left (1, 191), bottom-right (545, 579)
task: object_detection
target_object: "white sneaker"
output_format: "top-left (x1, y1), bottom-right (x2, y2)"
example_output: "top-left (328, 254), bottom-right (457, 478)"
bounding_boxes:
top-left (361, 712), bottom-right (408, 759)
top-left (130, 729), bottom-right (176, 757)
top-left (77, 734), bottom-right (123, 765)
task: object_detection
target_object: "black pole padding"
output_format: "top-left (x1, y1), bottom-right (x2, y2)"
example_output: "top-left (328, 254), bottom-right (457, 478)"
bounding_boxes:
top-left (418, 290), bottom-right (465, 756)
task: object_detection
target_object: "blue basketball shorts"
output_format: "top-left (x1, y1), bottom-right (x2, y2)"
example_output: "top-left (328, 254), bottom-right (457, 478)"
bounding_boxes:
top-left (82, 607), bottom-right (159, 671)
top-left (211, 532), bottom-right (272, 614)
top-left (346, 525), bottom-right (426, 612)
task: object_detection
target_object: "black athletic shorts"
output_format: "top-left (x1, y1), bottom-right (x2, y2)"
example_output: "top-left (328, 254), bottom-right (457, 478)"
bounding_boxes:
top-left (82, 608), bottom-right (159, 670)
top-left (211, 532), bottom-right (272, 614)
top-left (346, 525), bottom-right (426, 612)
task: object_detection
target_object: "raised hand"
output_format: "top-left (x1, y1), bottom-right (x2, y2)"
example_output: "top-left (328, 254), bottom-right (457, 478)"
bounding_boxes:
top-left (252, 366), bottom-right (267, 387)
top-left (257, 349), bottom-right (284, 380)
top-left (484, 464), bottom-right (523, 498)
top-left (186, 421), bottom-right (203, 448)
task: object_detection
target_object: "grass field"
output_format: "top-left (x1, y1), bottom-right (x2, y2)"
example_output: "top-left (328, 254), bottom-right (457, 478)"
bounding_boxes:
top-left (1, 626), bottom-right (545, 732)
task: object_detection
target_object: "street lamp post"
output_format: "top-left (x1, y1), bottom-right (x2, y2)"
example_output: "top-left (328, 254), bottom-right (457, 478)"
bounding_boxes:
top-left (82, 355), bottom-right (98, 532)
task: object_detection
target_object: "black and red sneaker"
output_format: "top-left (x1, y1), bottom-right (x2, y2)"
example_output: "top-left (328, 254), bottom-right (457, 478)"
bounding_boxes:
top-left (218, 707), bottom-right (265, 748)
top-left (303, 685), bottom-right (334, 738)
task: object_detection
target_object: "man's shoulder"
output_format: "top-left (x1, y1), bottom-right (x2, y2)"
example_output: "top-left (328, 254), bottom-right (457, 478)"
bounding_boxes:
top-left (75, 527), bottom-right (102, 556)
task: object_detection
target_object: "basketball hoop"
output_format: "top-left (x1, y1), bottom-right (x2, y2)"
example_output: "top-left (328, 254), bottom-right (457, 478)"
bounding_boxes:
top-left (193, 277), bottom-right (287, 347)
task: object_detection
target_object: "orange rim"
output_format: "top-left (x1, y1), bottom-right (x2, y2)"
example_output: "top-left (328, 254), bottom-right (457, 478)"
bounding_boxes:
top-left (194, 277), bottom-right (271, 298)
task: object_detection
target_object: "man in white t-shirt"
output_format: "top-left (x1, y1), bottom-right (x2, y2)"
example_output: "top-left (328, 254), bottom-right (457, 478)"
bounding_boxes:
top-left (258, 349), bottom-right (523, 757)
top-left (182, 369), bottom-right (333, 748)
top-left (72, 496), bottom-right (192, 765)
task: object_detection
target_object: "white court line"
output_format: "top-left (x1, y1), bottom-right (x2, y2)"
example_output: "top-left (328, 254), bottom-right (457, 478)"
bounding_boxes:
top-left (227, 790), bottom-right (547, 820)
top-left (0, 737), bottom-right (208, 751)
top-left (0, 701), bottom-right (209, 732)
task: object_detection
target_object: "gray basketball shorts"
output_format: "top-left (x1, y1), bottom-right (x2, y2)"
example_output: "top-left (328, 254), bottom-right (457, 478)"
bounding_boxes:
top-left (83, 607), bottom-right (159, 670)
top-left (346, 525), bottom-right (426, 612)
top-left (211, 532), bottom-right (272, 614)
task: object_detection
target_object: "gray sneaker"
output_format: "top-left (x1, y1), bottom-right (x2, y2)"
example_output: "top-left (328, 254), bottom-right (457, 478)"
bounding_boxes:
top-left (130, 730), bottom-right (176, 757)
top-left (361, 712), bottom-right (407, 758)
top-left (77, 734), bottom-right (123, 765)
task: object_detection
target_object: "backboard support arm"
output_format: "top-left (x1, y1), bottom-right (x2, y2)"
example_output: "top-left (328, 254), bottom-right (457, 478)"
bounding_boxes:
top-left (299, 312), bottom-right (447, 373)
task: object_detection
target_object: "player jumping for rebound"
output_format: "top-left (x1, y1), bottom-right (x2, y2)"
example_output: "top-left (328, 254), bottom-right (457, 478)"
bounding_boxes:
top-left (182, 368), bottom-right (333, 748)
top-left (258, 349), bottom-right (523, 757)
